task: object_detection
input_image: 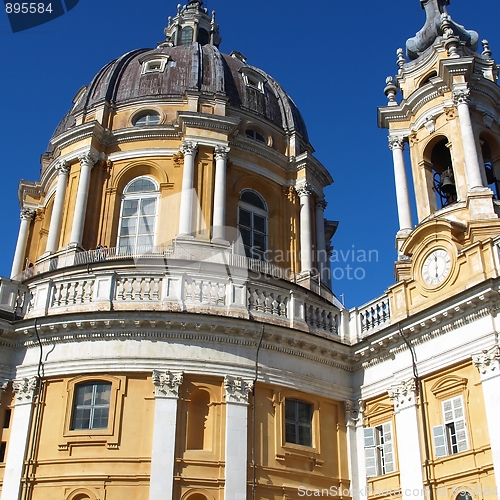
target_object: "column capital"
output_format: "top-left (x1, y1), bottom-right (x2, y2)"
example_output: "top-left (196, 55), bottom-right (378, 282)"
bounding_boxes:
top-left (344, 399), bottom-right (361, 427)
top-left (388, 378), bottom-right (417, 411)
top-left (295, 182), bottom-right (314, 198)
top-left (55, 160), bottom-right (71, 175)
top-left (472, 345), bottom-right (500, 377)
top-left (452, 87), bottom-right (471, 106)
top-left (388, 135), bottom-right (405, 151)
top-left (20, 208), bottom-right (36, 221)
top-left (180, 141), bottom-right (198, 156)
top-left (152, 370), bottom-right (183, 398)
top-left (224, 375), bottom-right (253, 404)
top-left (78, 151), bottom-right (99, 168)
top-left (315, 197), bottom-right (328, 210)
top-left (214, 145), bottom-right (230, 160)
top-left (13, 377), bottom-right (37, 405)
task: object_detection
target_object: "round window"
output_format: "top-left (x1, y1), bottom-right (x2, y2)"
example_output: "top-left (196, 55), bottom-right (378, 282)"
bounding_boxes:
top-left (133, 111), bottom-right (161, 127)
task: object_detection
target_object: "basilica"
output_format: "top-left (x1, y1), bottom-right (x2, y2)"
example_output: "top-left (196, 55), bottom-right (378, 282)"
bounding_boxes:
top-left (0, 1), bottom-right (499, 499)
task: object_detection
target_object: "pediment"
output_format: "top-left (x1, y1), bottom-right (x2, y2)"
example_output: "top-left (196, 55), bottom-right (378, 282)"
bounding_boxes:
top-left (430, 374), bottom-right (468, 399)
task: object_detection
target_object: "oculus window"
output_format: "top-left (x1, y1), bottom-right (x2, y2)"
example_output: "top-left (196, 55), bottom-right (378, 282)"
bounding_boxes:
top-left (132, 111), bottom-right (161, 126)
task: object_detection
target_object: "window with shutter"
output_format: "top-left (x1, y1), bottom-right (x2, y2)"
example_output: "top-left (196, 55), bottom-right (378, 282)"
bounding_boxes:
top-left (433, 395), bottom-right (468, 458)
top-left (364, 422), bottom-right (395, 476)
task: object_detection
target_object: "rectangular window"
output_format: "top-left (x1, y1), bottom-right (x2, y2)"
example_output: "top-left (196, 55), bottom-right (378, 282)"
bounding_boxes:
top-left (71, 382), bottom-right (111, 430)
top-left (432, 395), bottom-right (468, 458)
top-left (0, 442), bottom-right (6, 462)
top-left (364, 422), bottom-right (395, 476)
top-left (3, 409), bottom-right (11, 428)
top-left (284, 399), bottom-right (313, 447)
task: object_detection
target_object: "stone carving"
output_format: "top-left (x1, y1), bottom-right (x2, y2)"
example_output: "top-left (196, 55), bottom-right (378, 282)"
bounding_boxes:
top-left (13, 377), bottom-right (38, 403)
top-left (344, 400), bottom-right (360, 426)
top-left (152, 370), bottom-right (183, 398)
top-left (388, 378), bottom-right (417, 410)
top-left (282, 185), bottom-right (297, 202)
top-left (405, 0), bottom-right (478, 61)
top-left (472, 345), bottom-right (500, 375)
top-left (214, 145), bottom-right (230, 161)
top-left (55, 160), bottom-right (71, 175)
top-left (424, 117), bottom-right (436, 134)
top-left (295, 182), bottom-right (314, 198)
top-left (452, 88), bottom-right (471, 106)
top-left (180, 141), bottom-right (198, 156)
top-left (224, 375), bottom-right (254, 404)
top-left (20, 208), bottom-right (36, 221)
top-left (78, 151), bottom-right (99, 168)
top-left (315, 198), bottom-right (328, 211)
top-left (388, 136), bottom-right (405, 151)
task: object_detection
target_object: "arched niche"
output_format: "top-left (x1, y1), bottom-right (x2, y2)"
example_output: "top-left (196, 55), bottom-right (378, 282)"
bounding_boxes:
top-left (186, 388), bottom-right (213, 451)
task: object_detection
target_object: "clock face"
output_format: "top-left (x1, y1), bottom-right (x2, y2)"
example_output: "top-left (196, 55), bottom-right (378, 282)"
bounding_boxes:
top-left (421, 249), bottom-right (452, 286)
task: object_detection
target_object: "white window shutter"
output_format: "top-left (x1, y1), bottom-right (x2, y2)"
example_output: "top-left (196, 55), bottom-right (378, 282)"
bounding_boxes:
top-left (432, 424), bottom-right (448, 458)
top-left (365, 446), bottom-right (378, 477)
top-left (364, 427), bottom-right (376, 447)
top-left (452, 397), bottom-right (468, 452)
top-left (443, 399), bottom-right (453, 423)
top-left (382, 422), bottom-right (395, 473)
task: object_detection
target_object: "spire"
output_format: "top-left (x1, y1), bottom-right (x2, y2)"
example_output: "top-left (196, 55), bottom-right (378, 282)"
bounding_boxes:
top-left (161, 0), bottom-right (221, 48)
top-left (406, 0), bottom-right (478, 60)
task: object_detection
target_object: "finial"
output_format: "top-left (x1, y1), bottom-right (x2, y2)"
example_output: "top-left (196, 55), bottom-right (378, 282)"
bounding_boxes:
top-left (441, 14), bottom-right (460, 58)
top-left (384, 76), bottom-right (398, 106)
top-left (167, 16), bottom-right (171, 28)
top-left (406, 0), bottom-right (478, 60)
top-left (177, 4), bottom-right (181, 14)
top-left (396, 48), bottom-right (406, 70)
top-left (482, 39), bottom-right (492, 59)
top-left (212, 10), bottom-right (216, 22)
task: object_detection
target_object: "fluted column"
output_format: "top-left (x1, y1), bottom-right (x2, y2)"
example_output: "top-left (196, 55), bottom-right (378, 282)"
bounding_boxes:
top-left (212, 146), bottom-right (230, 242)
top-left (69, 151), bottom-right (98, 247)
top-left (453, 87), bottom-right (484, 191)
top-left (388, 136), bottom-right (412, 231)
top-left (297, 182), bottom-right (313, 273)
top-left (149, 370), bottom-right (183, 500)
top-left (177, 141), bottom-right (198, 238)
top-left (224, 375), bottom-right (253, 500)
top-left (10, 208), bottom-right (36, 279)
top-left (388, 379), bottom-right (425, 500)
top-left (472, 345), bottom-right (500, 489)
top-left (315, 198), bottom-right (328, 282)
top-left (1, 377), bottom-right (38, 500)
top-left (45, 160), bottom-right (71, 254)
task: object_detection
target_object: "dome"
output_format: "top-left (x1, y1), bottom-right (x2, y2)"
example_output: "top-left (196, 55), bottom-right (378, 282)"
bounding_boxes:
top-left (49, 33), bottom-right (308, 148)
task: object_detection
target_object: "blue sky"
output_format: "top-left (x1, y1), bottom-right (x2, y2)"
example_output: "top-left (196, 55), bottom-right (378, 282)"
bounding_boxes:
top-left (0, 0), bottom-right (498, 308)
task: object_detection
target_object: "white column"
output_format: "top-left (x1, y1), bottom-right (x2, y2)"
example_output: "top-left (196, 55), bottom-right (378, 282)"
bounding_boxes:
top-left (1, 377), bottom-right (37, 500)
top-left (212, 145), bottom-right (230, 242)
top-left (388, 379), bottom-right (425, 500)
top-left (224, 375), bottom-right (253, 500)
top-left (453, 87), bottom-right (484, 191)
top-left (45, 161), bottom-right (71, 254)
top-left (149, 370), bottom-right (183, 500)
top-left (10, 209), bottom-right (36, 279)
top-left (345, 400), bottom-right (366, 500)
top-left (388, 136), bottom-right (412, 231)
top-left (315, 198), bottom-right (328, 282)
top-left (297, 182), bottom-right (313, 273)
top-left (177, 141), bottom-right (198, 238)
top-left (472, 345), bottom-right (500, 490)
top-left (69, 152), bottom-right (98, 247)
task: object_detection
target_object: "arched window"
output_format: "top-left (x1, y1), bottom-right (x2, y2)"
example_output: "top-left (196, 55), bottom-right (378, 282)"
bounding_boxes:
top-left (430, 138), bottom-right (457, 208)
top-left (71, 381), bottom-right (111, 430)
top-left (197, 28), bottom-right (209, 45)
top-left (180, 26), bottom-right (193, 45)
top-left (245, 128), bottom-right (266, 143)
top-left (118, 177), bottom-right (159, 252)
top-left (238, 190), bottom-right (268, 260)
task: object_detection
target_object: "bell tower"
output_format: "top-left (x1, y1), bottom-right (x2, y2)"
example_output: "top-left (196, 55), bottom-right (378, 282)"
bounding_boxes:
top-left (378, 0), bottom-right (500, 318)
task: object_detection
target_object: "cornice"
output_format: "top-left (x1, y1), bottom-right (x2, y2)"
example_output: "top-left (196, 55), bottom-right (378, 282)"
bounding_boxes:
top-left (178, 112), bottom-right (240, 136)
top-left (109, 126), bottom-right (179, 145)
top-left (51, 121), bottom-right (106, 151)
